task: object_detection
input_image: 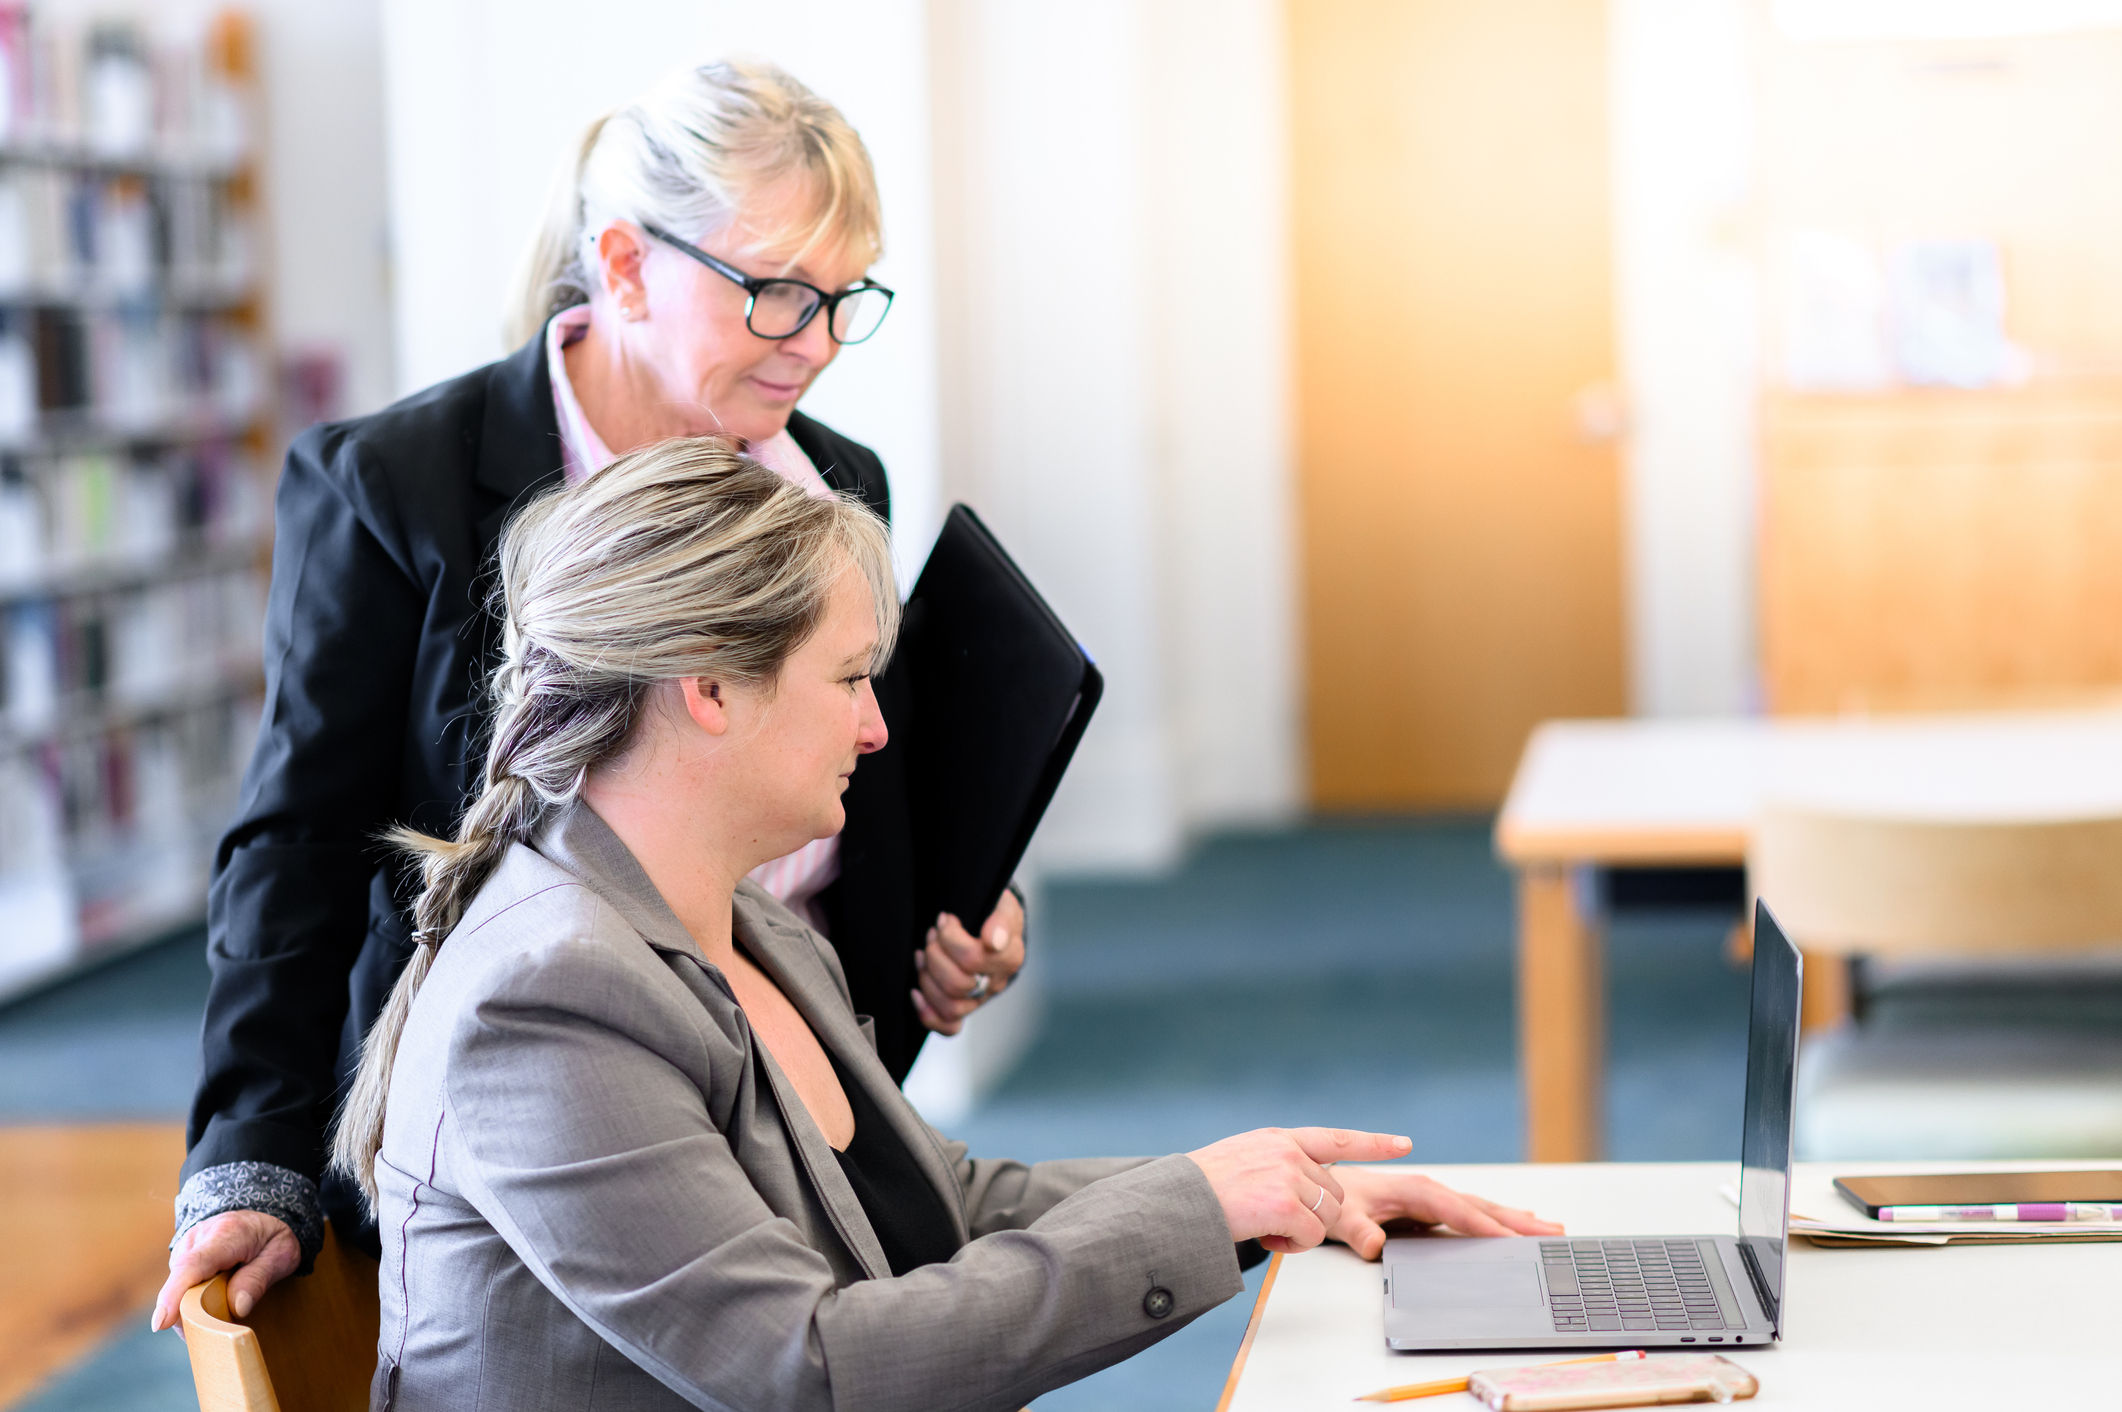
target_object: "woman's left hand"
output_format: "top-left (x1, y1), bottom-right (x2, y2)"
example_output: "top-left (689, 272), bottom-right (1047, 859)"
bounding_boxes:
top-left (1325, 1167), bottom-right (1565, 1258)
top-left (911, 889), bottom-right (1026, 1035)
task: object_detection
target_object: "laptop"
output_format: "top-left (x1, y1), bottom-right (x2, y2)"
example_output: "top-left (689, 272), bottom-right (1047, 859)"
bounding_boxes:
top-left (1382, 900), bottom-right (1802, 1351)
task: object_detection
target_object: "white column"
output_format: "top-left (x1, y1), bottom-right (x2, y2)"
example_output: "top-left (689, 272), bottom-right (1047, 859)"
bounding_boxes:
top-left (1146, 0), bottom-right (1303, 827)
top-left (929, 0), bottom-right (1301, 873)
top-left (1611, 0), bottom-right (1762, 717)
top-left (928, 0), bottom-right (1179, 873)
top-left (248, 0), bottom-right (397, 417)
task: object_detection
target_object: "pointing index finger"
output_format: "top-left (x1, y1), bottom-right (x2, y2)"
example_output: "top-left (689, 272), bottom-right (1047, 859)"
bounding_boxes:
top-left (1290, 1127), bottom-right (1412, 1166)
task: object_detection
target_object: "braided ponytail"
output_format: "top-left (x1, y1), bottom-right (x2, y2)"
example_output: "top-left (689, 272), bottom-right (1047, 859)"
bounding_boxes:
top-left (329, 436), bottom-right (897, 1208)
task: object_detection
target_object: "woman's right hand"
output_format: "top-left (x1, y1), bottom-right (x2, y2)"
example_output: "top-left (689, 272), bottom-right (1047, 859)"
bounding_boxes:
top-left (149, 1210), bottom-right (301, 1334)
top-left (1186, 1127), bottom-right (1412, 1253)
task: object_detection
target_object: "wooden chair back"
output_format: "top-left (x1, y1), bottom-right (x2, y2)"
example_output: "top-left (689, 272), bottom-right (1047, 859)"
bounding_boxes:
top-left (1752, 806), bottom-right (2122, 955)
top-left (180, 1222), bottom-right (380, 1412)
top-left (1750, 805), bottom-right (2122, 1028)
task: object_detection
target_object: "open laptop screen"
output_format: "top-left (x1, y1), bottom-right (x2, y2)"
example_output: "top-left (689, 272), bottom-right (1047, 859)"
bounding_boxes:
top-left (1735, 901), bottom-right (1803, 1327)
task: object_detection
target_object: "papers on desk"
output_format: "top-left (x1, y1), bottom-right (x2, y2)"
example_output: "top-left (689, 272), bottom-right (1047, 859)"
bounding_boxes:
top-left (1721, 1174), bottom-right (2122, 1248)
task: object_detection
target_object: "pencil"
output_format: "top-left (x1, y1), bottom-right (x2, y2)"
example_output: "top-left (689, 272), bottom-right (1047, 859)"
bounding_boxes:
top-left (1354, 1350), bottom-right (1647, 1402)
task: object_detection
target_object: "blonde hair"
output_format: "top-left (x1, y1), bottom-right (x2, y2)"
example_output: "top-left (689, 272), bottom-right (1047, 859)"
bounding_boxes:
top-left (507, 60), bottom-right (883, 348)
top-left (331, 437), bottom-right (897, 1206)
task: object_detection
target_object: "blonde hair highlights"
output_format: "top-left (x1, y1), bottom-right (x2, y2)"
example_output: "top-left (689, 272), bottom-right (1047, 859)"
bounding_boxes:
top-left (507, 60), bottom-right (883, 347)
top-left (331, 437), bottom-right (897, 1206)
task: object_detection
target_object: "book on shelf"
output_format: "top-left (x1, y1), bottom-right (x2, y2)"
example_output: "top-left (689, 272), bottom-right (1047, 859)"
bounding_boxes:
top-left (0, 7), bottom-right (250, 163)
top-left (0, 4), bottom-right (263, 997)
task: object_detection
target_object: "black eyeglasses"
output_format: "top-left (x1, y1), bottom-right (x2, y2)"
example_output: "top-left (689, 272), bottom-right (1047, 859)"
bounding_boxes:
top-left (643, 224), bottom-right (894, 344)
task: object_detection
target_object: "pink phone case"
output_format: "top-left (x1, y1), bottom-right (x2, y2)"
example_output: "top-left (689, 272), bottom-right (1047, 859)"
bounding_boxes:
top-left (1468, 1354), bottom-right (1760, 1411)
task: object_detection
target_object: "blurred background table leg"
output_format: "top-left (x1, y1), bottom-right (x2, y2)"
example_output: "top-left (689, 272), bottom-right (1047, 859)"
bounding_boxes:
top-left (1516, 862), bottom-right (1604, 1162)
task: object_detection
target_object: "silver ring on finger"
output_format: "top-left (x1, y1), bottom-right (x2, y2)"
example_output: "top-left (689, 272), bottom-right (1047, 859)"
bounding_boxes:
top-left (967, 972), bottom-right (992, 1002)
top-left (1309, 1184), bottom-right (1327, 1213)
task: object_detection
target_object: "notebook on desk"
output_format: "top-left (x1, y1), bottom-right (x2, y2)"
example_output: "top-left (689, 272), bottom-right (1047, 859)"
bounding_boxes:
top-left (1382, 901), bottom-right (1802, 1351)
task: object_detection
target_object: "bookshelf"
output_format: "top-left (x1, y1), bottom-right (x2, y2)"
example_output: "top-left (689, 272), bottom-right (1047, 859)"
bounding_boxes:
top-left (0, 8), bottom-right (268, 998)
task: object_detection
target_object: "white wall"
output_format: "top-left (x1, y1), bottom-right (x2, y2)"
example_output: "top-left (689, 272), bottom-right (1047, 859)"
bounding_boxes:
top-left (1610, 0), bottom-right (1762, 717)
top-left (1145, 0), bottom-right (1301, 831)
top-left (251, 0), bottom-right (396, 418)
top-left (377, 0), bottom-right (946, 587)
top-left (930, 0), bottom-right (1301, 872)
top-left (928, 0), bottom-right (1179, 873)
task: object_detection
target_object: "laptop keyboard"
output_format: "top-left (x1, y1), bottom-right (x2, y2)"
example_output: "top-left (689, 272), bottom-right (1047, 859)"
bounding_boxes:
top-left (1540, 1240), bottom-right (1736, 1334)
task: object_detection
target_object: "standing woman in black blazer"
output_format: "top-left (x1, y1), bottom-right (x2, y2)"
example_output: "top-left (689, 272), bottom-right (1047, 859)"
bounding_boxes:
top-left (150, 60), bottom-right (1024, 1331)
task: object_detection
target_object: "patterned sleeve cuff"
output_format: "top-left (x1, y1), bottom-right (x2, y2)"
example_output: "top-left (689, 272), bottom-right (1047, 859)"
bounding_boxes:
top-left (174, 1161), bottom-right (326, 1273)
top-left (1007, 879), bottom-right (1029, 948)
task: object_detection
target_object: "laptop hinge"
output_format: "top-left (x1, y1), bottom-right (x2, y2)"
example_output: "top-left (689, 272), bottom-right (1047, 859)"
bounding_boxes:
top-left (1736, 1240), bottom-right (1779, 1333)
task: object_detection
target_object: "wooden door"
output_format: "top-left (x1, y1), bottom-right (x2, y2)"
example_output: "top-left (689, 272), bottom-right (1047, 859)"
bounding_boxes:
top-left (1290, 0), bottom-right (1625, 810)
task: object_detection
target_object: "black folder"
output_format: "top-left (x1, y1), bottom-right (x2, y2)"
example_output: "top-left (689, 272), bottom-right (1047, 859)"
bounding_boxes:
top-left (897, 504), bottom-right (1103, 932)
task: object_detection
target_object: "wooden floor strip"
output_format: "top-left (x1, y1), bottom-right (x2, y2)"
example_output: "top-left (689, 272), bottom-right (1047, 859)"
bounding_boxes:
top-left (0, 1124), bottom-right (185, 1408)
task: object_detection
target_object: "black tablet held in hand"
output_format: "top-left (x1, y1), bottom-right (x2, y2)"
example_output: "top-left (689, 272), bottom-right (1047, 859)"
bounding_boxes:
top-left (897, 504), bottom-right (1103, 932)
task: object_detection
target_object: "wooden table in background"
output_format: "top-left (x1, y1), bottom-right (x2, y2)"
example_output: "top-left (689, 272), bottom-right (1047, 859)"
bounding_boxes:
top-left (1216, 1160), bottom-right (2122, 1410)
top-left (1495, 711), bottom-right (2122, 1162)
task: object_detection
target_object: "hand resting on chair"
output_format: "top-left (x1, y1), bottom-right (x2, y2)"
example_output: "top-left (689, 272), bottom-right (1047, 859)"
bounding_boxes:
top-left (150, 1209), bottom-right (300, 1335)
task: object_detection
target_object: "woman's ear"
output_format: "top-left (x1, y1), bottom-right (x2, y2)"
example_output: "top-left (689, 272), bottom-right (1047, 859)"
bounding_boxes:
top-left (678, 677), bottom-right (729, 735)
top-left (596, 222), bottom-right (649, 316)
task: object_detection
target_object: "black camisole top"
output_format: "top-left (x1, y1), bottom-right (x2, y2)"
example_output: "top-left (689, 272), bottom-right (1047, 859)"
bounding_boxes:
top-left (826, 1050), bottom-right (961, 1276)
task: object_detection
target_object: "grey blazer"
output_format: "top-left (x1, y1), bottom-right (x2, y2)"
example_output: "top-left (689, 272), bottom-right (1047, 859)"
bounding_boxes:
top-left (372, 803), bottom-right (1243, 1412)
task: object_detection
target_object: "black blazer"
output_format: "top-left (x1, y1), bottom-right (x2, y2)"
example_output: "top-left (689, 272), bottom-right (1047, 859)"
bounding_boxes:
top-left (184, 332), bottom-right (924, 1249)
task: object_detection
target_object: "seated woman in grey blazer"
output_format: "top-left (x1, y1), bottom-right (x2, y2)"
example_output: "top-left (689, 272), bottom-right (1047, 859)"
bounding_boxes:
top-left (333, 437), bottom-right (1559, 1411)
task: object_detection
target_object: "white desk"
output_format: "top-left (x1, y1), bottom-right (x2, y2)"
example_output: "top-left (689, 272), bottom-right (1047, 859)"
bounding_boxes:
top-left (1217, 1161), bottom-right (2121, 1411)
top-left (1496, 711), bottom-right (2122, 1160)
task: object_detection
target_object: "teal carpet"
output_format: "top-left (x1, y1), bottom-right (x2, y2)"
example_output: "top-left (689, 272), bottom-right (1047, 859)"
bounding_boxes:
top-left (0, 929), bottom-right (209, 1122)
top-left (5, 817), bottom-right (1750, 1412)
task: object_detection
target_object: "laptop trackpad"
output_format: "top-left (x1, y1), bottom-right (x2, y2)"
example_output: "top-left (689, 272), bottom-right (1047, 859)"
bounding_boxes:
top-left (1392, 1262), bottom-right (1542, 1309)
